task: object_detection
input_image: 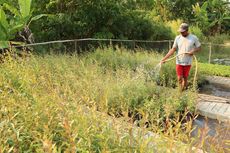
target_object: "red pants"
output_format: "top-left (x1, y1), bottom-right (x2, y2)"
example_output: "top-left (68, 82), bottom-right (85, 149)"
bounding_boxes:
top-left (176, 65), bottom-right (191, 77)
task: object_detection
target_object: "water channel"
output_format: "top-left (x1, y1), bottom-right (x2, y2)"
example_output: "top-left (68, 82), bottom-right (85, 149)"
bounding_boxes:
top-left (192, 80), bottom-right (230, 151)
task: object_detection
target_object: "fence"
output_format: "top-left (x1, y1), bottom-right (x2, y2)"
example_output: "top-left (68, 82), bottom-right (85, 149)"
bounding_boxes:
top-left (16, 38), bottom-right (172, 53)
top-left (199, 42), bottom-right (230, 65)
top-left (3, 38), bottom-right (230, 65)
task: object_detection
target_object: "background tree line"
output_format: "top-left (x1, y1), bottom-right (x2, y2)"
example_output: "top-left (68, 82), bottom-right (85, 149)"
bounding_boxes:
top-left (0, 0), bottom-right (230, 44)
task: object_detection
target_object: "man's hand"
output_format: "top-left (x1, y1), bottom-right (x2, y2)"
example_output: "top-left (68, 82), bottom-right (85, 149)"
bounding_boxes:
top-left (160, 60), bottom-right (166, 65)
top-left (186, 47), bottom-right (201, 56)
top-left (186, 52), bottom-right (194, 56)
top-left (183, 50), bottom-right (194, 56)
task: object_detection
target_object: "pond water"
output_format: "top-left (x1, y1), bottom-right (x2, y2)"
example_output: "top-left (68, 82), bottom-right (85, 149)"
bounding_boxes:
top-left (192, 116), bottom-right (230, 151)
top-left (192, 82), bottom-right (230, 151)
top-left (199, 82), bottom-right (230, 99)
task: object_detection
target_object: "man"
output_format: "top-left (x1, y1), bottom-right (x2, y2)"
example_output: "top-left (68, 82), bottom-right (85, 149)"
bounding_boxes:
top-left (160, 23), bottom-right (201, 91)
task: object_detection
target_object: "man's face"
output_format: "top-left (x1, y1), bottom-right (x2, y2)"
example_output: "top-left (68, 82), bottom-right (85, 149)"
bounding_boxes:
top-left (181, 30), bottom-right (189, 37)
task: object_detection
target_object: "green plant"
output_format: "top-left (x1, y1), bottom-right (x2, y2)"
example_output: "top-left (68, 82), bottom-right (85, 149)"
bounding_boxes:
top-left (0, 47), bottom-right (228, 152)
top-left (192, 2), bottom-right (210, 34)
top-left (192, 0), bottom-right (230, 35)
top-left (198, 63), bottom-right (230, 77)
top-left (190, 25), bottom-right (204, 40)
top-left (0, 0), bottom-right (46, 48)
top-left (206, 0), bottom-right (230, 34)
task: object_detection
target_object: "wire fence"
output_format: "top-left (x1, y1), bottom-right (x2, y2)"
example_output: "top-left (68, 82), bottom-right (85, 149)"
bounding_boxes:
top-left (2, 38), bottom-right (230, 65)
top-left (18, 38), bottom-right (172, 53)
top-left (199, 42), bottom-right (230, 65)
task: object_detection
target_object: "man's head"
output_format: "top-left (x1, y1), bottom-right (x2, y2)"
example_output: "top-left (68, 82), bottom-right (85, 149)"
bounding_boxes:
top-left (178, 23), bottom-right (189, 37)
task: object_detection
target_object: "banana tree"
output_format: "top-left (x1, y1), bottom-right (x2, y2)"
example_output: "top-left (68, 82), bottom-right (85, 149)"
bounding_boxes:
top-left (0, 0), bottom-right (46, 48)
top-left (207, 0), bottom-right (230, 34)
top-left (192, 0), bottom-right (230, 35)
top-left (192, 2), bottom-right (210, 34)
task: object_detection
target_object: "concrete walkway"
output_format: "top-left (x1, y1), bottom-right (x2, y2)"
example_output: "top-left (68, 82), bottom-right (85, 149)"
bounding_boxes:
top-left (196, 76), bottom-right (230, 122)
top-left (196, 94), bottom-right (230, 121)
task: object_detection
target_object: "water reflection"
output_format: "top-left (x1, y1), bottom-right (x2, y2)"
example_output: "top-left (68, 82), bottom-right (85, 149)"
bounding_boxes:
top-left (192, 116), bottom-right (230, 151)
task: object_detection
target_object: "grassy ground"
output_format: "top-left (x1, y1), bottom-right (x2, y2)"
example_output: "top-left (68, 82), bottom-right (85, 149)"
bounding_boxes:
top-left (0, 48), bottom-right (228, 152)
top-left (198, 63), bottom-right (230, 77)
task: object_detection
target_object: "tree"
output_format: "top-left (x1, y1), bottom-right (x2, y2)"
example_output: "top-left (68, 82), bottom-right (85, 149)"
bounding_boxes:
top-left (207, 0), bottom-right (230, 34)
top-left (152, 0), bottom-right (198, 22)
top-left (192, 2), bottom-right (210, 34)
top-left (31, 0), bottom-right (173, 42)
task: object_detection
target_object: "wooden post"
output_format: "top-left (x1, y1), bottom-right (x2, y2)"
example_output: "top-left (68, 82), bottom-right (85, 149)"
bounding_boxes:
top-left (74, 41), bottom-right (77, 52)
top-left (169, 40), bottom-right (171, 50)
top-left (133, 40), bottom-right (135, 50)
top-left (208, 43), bottom-right (212, 64)
top-left (110, 39), bottom-right (112, 46)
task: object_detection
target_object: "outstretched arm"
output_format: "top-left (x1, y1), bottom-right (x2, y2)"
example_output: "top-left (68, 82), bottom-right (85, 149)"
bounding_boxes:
top-left (160, 47), bottom-right (177, 64)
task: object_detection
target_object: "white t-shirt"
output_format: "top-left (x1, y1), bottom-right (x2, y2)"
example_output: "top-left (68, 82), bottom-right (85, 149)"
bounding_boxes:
top-left (173, 34), bottom-right (201, 65)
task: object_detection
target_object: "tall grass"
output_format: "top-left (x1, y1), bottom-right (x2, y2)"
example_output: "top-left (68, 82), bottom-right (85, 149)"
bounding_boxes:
top-left (0, 48), bottom-right (227, 152)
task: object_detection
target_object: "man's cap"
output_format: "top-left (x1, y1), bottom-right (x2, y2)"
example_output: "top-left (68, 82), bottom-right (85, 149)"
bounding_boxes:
top-left (178, 23), bottom-right (189, 32)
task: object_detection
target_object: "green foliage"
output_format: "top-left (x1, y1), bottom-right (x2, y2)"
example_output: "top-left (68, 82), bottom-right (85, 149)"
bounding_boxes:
top-left (166, 20), bottom-right (204, 40)
top-left (207, 0), bottom-right (230, 34)
top-left (0, 0), bottom-right (46, 48)
top-left (152, 0), bottom-right (229, 36)
top-left (31, 0), bottom-right (173, 42)
top-left (190, 25), bottom-right (204, 40)
top-left (157, 61), bottom-right (177, 88)
top-left (153, 0), bottom-right (198, 22)
top-left (166, 20), bottom-right (182, 38)
top-left (203, 33), bottom-right (230, 44)
top-left (0, 48), bottom-right (228, 152)
top-left (198, 63), bottom-right (230, 77)
top-left (2, 0), bottom-right (226, 44)
top-left (192, 2), bottom-right (210, 34)
top-left (18, 0), bottom-right (32, 18)
top-left (192, 0), bottom-right (230, 35)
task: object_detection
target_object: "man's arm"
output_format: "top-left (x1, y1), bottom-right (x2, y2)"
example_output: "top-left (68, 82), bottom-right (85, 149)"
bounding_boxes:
top-left (160, 47), bottom-right (177, 64)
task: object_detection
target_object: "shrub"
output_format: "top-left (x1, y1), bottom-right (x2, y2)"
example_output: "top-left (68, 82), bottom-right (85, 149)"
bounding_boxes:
top-left (190, 25), bottom-right (204, 40)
